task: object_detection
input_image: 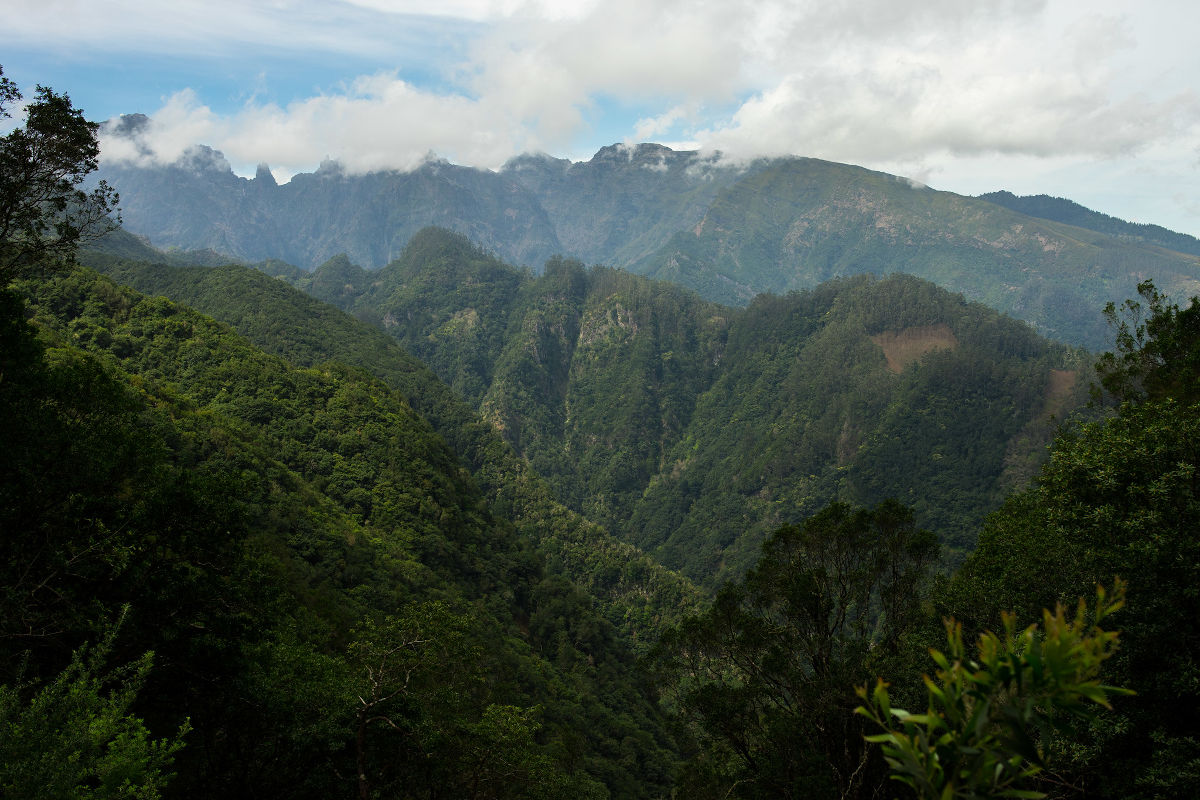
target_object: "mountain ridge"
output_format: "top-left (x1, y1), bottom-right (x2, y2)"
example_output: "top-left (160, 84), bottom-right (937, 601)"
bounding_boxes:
top-left (81, 243), bottom-right (704, 641)
top-left (978, 189), bottom-right (1200, 257)
top-left (97, 139), bottom-right (1200, 348)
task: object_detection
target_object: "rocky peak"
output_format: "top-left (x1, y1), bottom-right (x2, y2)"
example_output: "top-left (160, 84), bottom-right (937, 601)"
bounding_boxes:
top-left (254, 163), bottom-right (277, 187)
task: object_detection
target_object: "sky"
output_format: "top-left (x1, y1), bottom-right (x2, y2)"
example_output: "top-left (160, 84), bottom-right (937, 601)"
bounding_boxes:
top-left (4, 0), bottom-right (1200, 237)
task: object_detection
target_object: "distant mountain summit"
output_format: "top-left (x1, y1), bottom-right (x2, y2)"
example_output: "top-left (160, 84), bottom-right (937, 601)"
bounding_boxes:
top-left (253, 163), bottom-right (277, 187)
top-left (979, 190), bottom-right (1200, 257)
top-left (97, 140), bottom-right (1200, 347)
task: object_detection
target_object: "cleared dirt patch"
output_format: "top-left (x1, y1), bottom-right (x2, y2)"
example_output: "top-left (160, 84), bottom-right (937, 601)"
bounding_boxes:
top-left (870, 324), bottom-right (958, 373)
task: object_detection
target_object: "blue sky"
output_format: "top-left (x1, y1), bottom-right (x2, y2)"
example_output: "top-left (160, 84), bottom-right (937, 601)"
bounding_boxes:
top-left (4, 0), bottom-right (1200, 237)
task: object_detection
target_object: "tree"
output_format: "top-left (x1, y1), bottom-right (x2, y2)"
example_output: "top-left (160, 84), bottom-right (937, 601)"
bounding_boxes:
top-left (942, 399), bottom-right (1200, 798)
top-left (653, 500), bottom-right (939, 799)
top-left (1094, 279), bottom-right (1200, 405)
top-left (0, 611), bottom-right (188, 799)
top-left (858, 582), bottom-right (1130, 800)
top-left (348, 605), bottom-right (463, 800)
top-left (0, 64), bottom-right (118, 284)
top-left (347, 602), bottom-right (598, 800)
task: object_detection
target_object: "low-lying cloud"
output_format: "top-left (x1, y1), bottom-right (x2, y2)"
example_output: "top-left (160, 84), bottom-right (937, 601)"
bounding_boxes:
top-left (78, 0), bottom-right (1199, 238)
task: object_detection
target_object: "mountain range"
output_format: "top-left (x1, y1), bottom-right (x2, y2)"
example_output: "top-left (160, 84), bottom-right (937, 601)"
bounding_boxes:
top-left (99, 133), bottom-right (1200, 349)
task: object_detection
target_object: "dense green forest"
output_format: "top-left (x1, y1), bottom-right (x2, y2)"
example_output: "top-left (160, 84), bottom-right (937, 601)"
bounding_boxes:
top-left (249, 228), bottom-right (1087, 580)
top-left (8, 67), bottom-right (1200, 799)
top-left (83, 247), bottom-right (702, 644)
top-left (5, 265), bottom-right (700, 797)
top-left (2, 71), bottom-right (684, 798)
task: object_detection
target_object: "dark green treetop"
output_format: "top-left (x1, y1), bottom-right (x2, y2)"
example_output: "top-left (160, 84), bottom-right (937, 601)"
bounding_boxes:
top-left (1095, 279), bottom-right (1200, 406)
top-left (653, 500), bottom-right (938, 799)
top-left (0, 64), bottom-right (119, 283)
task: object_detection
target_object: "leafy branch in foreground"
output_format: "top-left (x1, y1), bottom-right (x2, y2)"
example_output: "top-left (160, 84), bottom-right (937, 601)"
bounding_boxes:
top-left (1094, 279), bottom-right (1200, 406)
top-left (856, 580), bottom-right (1131, 800)
top-left (0, 608), bottom-right (189, 799)
top-left (0, 64), bottom-right (119, 284)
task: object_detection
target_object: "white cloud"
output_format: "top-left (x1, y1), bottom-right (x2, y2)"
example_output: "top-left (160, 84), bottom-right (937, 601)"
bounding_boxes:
top-left (2, 0), bottom-right (480, 64)
top-left (342, 0), bottom-right (600, 22)
top-left (699, 2), bottom-right (1200, 163)
top-left (633, 104), bottom-right (695, 142)
top-left (50, 0), bottom-right (1200, 234)
top-left (101, 75), bottom-right (543, 176)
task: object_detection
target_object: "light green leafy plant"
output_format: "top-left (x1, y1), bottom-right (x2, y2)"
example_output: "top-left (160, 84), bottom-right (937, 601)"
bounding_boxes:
top-left (856, 580), bottom-right (1131, 800)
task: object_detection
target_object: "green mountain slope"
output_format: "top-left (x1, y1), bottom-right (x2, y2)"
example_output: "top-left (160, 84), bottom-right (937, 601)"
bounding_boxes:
top-left (294, 227), bottom-right (1088, 585)
top-left (979, 190), bottom-right (1200, 258)
top-left (99, 141), bottom-right (1200, 348)
top-left (10, 267), bottom-right (687, 797)
top-left (630, 274), bottom-right (1085, 579)
top-left (84, 247), bottom-right (702, 643)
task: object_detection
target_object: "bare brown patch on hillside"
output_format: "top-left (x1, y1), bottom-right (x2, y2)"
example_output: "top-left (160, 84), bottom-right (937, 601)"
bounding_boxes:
top-left (1043, 369), bottom-right (1078, 418)
top-left (870, 324), bottom-right (958, 373)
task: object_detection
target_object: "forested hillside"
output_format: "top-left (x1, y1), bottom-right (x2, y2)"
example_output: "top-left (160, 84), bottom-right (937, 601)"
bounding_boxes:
top-left (928, 282), bottom-right (1200, 798)
top-left (641, 282), bottom-right (1200, 798)
top-left (13, 65), bottom-right (1200, 800)
top-left (5, 266), bottom-right (686, 797)
top-left (85, 248), bottom-right (702, 642)
top-left (637, 158), bottom-right (1200, 347)
top-left (257, 227), bottom-right (1090, 581)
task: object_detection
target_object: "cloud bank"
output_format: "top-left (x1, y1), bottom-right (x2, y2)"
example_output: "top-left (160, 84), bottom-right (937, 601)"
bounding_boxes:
top-left (9, 0), bottom-right (1199, 232)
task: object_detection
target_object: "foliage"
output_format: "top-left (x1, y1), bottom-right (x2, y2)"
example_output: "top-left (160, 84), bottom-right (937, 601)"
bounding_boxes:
top-left (626, 272), bottom-right (1082, 580)
top-left (8, 264), bottom-right (684, 798)
top-left (85, 249), bottom-right (705, 645)
top-left (1095, 279), bottom-right (1200, 405)
top-left (229, 228), bottom-right (1083, 586)
top-left (22, 66), bottom-right (1189, 800)
top-left (346, 602), bottom-right (608, 800)
top-left (0, 612), bottom-right (188, 799)
top-left (937, 282), bottom-right (1200, 798)
top-left (858, 582), bottom-right (1130, 800)
top-left (653, 500), bottom-right (938, 799)
top-left (0, 65), bottom-right (118, 283)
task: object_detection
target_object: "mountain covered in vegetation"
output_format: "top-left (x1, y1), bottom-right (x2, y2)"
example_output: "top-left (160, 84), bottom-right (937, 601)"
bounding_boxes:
top-left (979, 190), bottom-right (1200, 257)
top-left (15, 70), bottom-right (1200, 799)
top-left (98, 138), bottom-right (1200, 348)
top-left (83, 245), bottom-right (702, 641)
top-left (66, 230), bottom-right (1200, 799)
top-left (7, 261), bottom-right (696, 797)
top-left (141, 226), bottom-right (1084, 582)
